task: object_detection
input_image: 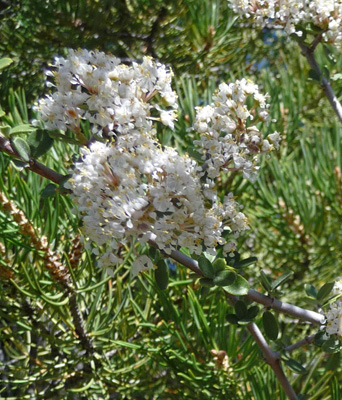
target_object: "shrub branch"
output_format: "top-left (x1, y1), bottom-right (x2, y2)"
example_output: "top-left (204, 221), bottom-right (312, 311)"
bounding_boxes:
top-left (298, 40), bottom-right (342, 124)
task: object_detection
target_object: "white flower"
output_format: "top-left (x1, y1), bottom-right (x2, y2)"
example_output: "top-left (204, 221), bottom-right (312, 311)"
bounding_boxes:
top-left (43, 51), bottom-right (276, 275)
top-left (268, 131), bottom-right (281, 149)
top-left (325, 278), bottom-right (342, 336)
top-left (160, 110), bottom-right (176, 129)
top-left (193, 79), bottom-right (279, 182)
top-left (67, 137), bottom-right (249, 271)
top-left (228, 0), bottom-right (342, 47)
top-left (37, 50), bottom-right (177, 139)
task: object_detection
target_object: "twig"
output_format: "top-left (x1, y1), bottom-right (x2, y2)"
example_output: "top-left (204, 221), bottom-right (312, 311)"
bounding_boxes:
top-left (0, 190), bottom-right (94, 354)
top-left (0, 135), bottom-right (64, 184)
top-left (298, 41), bottom-right (342, 124)
top-left (247, 323), bottom-right (298, 400)
top-left (247, 289), bottom-right (325, 325)
top-left (67, 290), bottom-right (94, 354)
top-left (164, 246), bottom-right (325, 324)
top-left (284, 334), bottom-right (316, 353)
top-left (150, 244), bottom-right (300, 399)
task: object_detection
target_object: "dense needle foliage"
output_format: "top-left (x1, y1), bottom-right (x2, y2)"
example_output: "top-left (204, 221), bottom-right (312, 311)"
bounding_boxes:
top-left (1, 1), bottom-right (342, 399)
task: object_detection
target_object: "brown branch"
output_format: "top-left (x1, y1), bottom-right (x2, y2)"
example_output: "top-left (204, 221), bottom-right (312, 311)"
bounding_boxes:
top-left (298, 41), bottom-right (342, 124)
top-left (0, 190), bottom-right (94, 354)
top-left (247, 323), bottom-right (299, 400)
top-left (162, 246), bottom-right (325, 324)
top-left (67, 290), bottom-right (94, 354)
top-left (0, 135), bottom-right (64, 184)
top-left (247, 289), bottom-right (324, 325)
top-left (159, 246), bottom-right (300, 399)
top-left (284, 334), bottom-right (316, 353)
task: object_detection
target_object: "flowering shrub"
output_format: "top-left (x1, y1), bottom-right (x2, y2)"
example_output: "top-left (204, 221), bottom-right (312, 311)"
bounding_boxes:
top-left (228, 0), bottom-right (342, 44)
top-left (36, 50), bottom-right (279, 276)
top-left (2, 3), bottom-right (342, 398)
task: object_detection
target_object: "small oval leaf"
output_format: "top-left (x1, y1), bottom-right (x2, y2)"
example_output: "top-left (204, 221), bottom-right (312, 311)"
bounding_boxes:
top-left (10, 124), bottom-right (36, 135)
top-left (212, 258), bottom-right (227, 273)
top-left (198, 256), bottom-right (214, 278)
top-left (235, 257), bottom-right (258, 269)
top-left (223, 274), bottom-right (249, 296)
top-left (199, 277), bottom-right (215, 287)
top-left (0, 58), bottom-right (13, 70)
top-left (213, 270), bottom-right (236, 287)
top-left (317, 282), bottom-right (335, 301)
top-left (245, 305), bottom-right (259, 320)
top-left (260, 271), bottom-right (272, 292)
top-left (27, 130), bottom-right (54, 158)
top-left (226, 313), bottom-right (239, 324)
top-left (41, 183), bottom-right (58, 199)
top-left (271, 271), bottom-right (293, 291)
top-left (263, 310), bottom-right (279, 340)
top-left (12, 137), bottom-right (31, 162)
top-left (155, 259), bottom-right (169, 290)
top-left (322, 337), bottom-right (341, 354)
top-left (284, 358), bottom-right (306, 373)
top-left (304, 283), bottom-right (317, 299)
top-left (235, 300), bottom-right (248, 319)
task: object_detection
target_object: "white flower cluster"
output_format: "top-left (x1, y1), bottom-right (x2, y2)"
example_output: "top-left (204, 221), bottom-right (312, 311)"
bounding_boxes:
top-left (325, 278), bottom-right (342, 336)
top-left (40, 50), bottom-right (277, 276)
top-left (227, 0), bottom-right (342, 45)
top-left (193, 79), bottom-right (280, 182)
top-left (66, 136), bottom-right (248, 275)
top-left (37, 49), bottom-right (177, 137)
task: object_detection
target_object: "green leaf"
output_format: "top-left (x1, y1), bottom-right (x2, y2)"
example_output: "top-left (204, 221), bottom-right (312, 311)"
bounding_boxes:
top-left (155, 259), bottom-right (169, 290)
top-left (314, 331), bottom-right (327, 346)
top-left (234, 300), bottom-right (248, 319)
top-left (323, 45), bottom-right (336, 65)
top-left (12, 137), bottom-right (31, 161)
top-left (226, 251), bottom-right (240, 267)
top-left (212, 258), bottom-right (227, 273)
top-left (263, 310), bottom-right (279, 340)
top-left (303, 297), bottom-right (318, 306)
top-left (226, 313), bottom-right (239, 324)
top-left (41, 183), bottom-right (58, 198)
top-left (284, 358), bottom-right (306, 373)
top-left (322, 337), bottom-right (341, 354)
top-left (199, 277), bottom-right (215, 287)
top-left (234, 256), bottom-right (258, 269)
top-left (198, 255), bottom-right (214, 278)
top-left (58, 174), bottom-right (72, 195)
top-left (112, 340), bottom-right (141, 350)
top-left (0, 58), bottom-right (13, 70)
top-left (213, 270), bottom-right (236, 287)
top-left (11, 159), bottom-right (29, 170)
top-left (317, 282), bottom-right (335, 301)
top-left (148, 246), bottom-right (161, 262)
top-left (27, 130), bottom-right (54, 158)
top-left (260, 271), bottom-right (272, 292)
top-left (245, 305), bottom-right (259, 321)
top-left (271, 271), bottom-right (293, 291)
top-left (304, 284), bottom-right (317, 299)
top-left (322, 66), bottom-right (330, 80)
top-left (10, 124), bottom-right (36, 135)
top-left (308, 68), bottom-right (321, 82)
top-left (0, 125), bottom-right (11, 136)
top-left (223, 274), bottom-right (249, 296)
